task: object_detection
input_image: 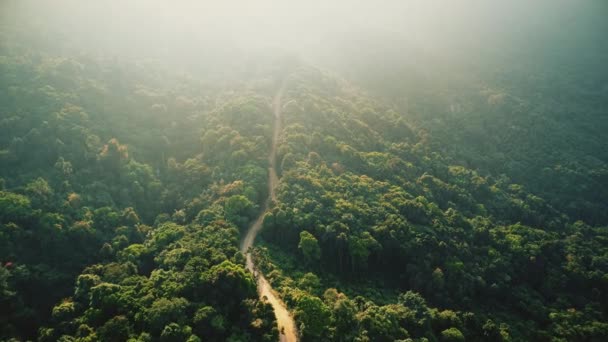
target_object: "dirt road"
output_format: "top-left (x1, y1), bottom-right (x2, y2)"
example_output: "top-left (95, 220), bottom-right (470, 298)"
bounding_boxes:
top-left (240, 83), bottom-right (297, 342)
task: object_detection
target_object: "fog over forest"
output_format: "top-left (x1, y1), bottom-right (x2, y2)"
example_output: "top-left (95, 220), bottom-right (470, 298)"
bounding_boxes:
top-left (1, 1), bottom-right (607, 341)
top-left (3, 0), bottom-right (606, 68)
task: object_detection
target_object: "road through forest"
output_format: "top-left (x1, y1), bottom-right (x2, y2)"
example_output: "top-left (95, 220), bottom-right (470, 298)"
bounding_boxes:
top-left (240, 82), bottom-right (298, 342)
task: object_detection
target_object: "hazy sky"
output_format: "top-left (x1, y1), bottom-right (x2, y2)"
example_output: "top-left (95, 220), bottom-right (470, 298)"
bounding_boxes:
top-left (1, 0), bottom-right (604, 69)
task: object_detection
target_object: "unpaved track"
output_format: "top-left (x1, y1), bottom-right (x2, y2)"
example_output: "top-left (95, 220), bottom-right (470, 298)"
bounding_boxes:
top-left (240, 83), bottom-right (297, 342)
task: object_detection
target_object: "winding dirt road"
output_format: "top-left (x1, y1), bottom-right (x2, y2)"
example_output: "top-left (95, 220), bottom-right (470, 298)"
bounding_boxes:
top-left (240, 83), bottom-right (298, 342)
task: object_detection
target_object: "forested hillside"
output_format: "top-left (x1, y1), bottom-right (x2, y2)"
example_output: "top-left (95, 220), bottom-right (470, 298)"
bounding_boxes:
top-left (254, 67), bottom-right (608, 341)
top-left (2, 1), bottom-right (608, 342)
top-left (0, 31), bottom-right (284, 341)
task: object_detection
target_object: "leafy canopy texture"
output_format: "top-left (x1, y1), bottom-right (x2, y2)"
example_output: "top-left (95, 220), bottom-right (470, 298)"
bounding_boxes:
top-left (1, 10), bottom-right (608, 342)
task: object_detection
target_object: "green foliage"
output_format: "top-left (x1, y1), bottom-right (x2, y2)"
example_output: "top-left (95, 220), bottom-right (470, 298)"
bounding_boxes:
top-left (298, 231), bottom-right (321, 265)
top-left (0, 31), bottom-right (280, 340)
top-left (294, 294), bottom-right (331, 341)
top-left (258, 66), bottom-right (608, 342)
top-left (224, 195), bottom-right (256, 230)
top-left (0, 191), bottom-right (31, 223)
top-left (1, 14), bottom-right (607, 342)
top-left (441, 327), bottom-right (465, 342)
top-left (146, 297), bottom-right (189, 334)
top-left (98, 315), bottom-right (132, 341)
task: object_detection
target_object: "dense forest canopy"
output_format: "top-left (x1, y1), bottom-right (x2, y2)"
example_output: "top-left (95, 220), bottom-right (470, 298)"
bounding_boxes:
top-left (1, 0), bottom-right (607, 341)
